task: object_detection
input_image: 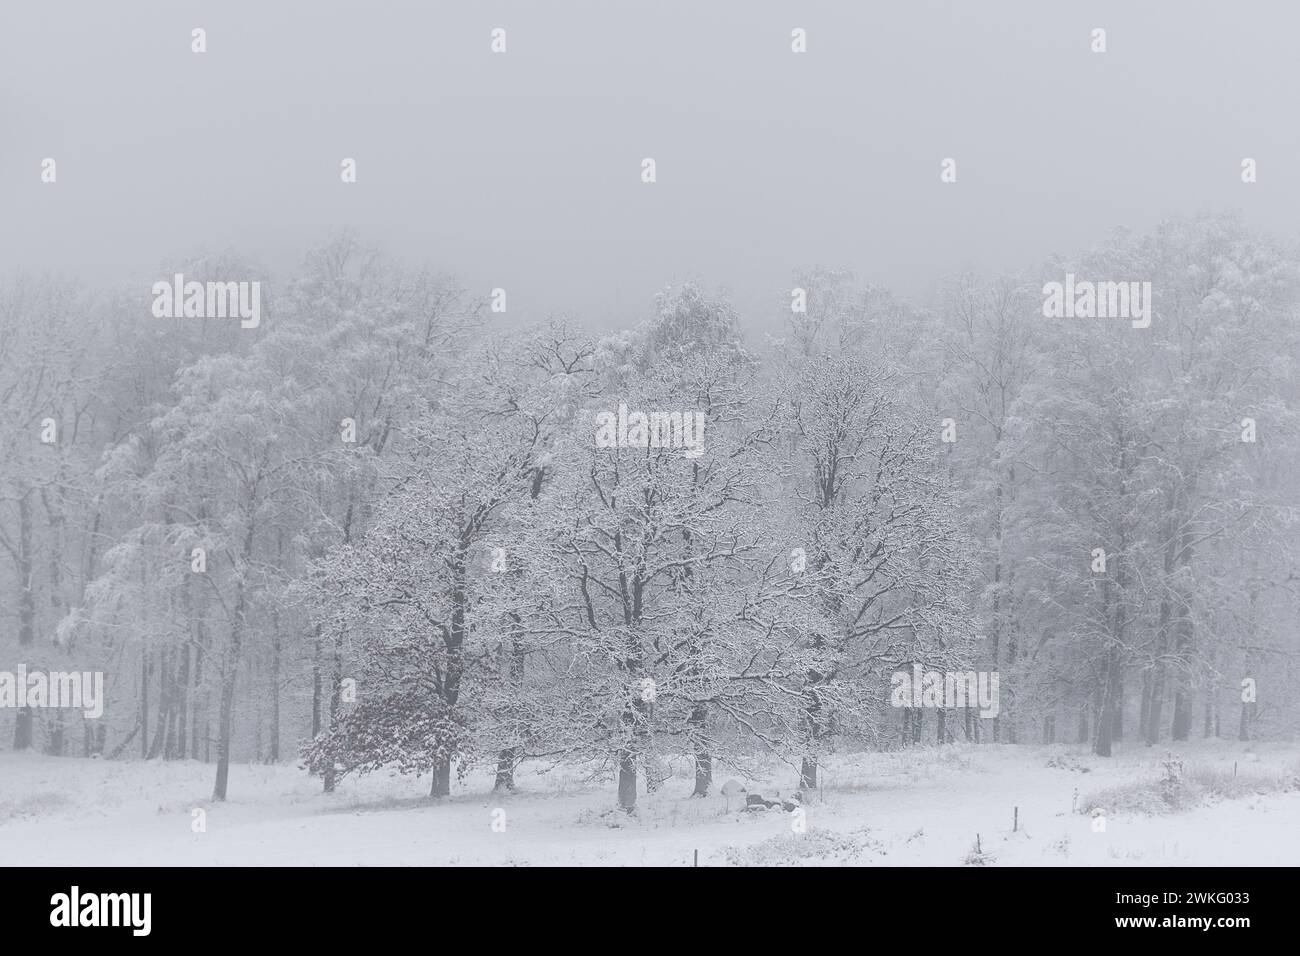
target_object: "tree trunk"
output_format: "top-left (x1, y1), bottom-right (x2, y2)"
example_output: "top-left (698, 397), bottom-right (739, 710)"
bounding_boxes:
top-left (690, 703), bottom-right (711, 796)
top-left (1146, 511), bottom-right (1178, 743)
top-left (800, 666), bottom-right (823, 789)
top-left (1095, 560), bottom-right (1124, 758)
top-left (212, 661), bottom-right (237, 799)
top-left (213, 527), bottom-right (254, 801)
top-left (617, 749), bottom-right (637, 811)
top-left (212, 636), bottom-right (241, 800)
top-left (42, 486), bottom-right (68, 757)
top-left (430, 754), bottom-right (452, 798)
top-left (693, 752), bottom-right (712, 797)
top-left (493, 623), bottom-right (526, 792)
top-left (12, 491), bottom-right (36, 750)
top-left (1138, 670), bottom-right (1152, 744)
top-left (147, 648), bottom-right (172, 759)
top-left (429, 542), bottom-right (469, 799)
top-left (192, 629), bottom-right (206, 762)
top-left (990, 468), bottom-right (1005, 744)
top-left (322, 628), bottom-right (343, 793)
top-left (1113, 677), bottom-right (1124, 742)
top-left (175, 644), bottom-right (189, 759)
top-left (269, 625), bottom-right (281, 763)
top-left (1170, 490), bottom-right (1197, 742)
top-left (1171, 694), bottom-right (1191, 738)
top-left (310, 623), bottom-right (323, 738)
top-left (1095, 660), bottom-right (1121, 758)
top-left (799, 757), bottom-right (817, 792)
top-left (47, 711), bottom-right (65, 756)
top-left (493, 749), bottom-right (517, 792)
top-left (140, 649), bottom-right (150, 759)
top-left (1146, 664), bottom-right (1165, 744)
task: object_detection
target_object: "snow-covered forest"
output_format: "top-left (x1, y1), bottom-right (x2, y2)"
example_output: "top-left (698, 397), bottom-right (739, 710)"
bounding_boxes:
top-left (2, 214), bottom-right (1297, 840)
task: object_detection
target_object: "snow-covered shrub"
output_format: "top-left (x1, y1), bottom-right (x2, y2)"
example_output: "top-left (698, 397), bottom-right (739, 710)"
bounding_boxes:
top-left (720, 827), bottom-right (884, 866)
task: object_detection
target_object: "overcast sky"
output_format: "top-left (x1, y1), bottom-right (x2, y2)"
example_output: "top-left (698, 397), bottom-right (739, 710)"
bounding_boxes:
top-left (2, 0), bottom-right (1296, 331)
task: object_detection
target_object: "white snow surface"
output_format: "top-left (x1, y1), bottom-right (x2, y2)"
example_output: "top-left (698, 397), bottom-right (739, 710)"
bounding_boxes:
top-left (2, 740), bottom-right (1296, 866)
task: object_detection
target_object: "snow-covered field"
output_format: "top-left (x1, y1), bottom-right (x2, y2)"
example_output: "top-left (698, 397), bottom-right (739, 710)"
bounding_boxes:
top-left (2, 740), bottom-right (1297, 866)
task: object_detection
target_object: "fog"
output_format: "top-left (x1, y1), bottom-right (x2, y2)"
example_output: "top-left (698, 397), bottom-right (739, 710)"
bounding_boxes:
top-left (2, 0), bottom-right (1296, 329)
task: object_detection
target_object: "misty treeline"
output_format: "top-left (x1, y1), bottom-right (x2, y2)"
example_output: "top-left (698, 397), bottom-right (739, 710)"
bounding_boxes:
top-left (1, 214), bottom-right (1297, 809)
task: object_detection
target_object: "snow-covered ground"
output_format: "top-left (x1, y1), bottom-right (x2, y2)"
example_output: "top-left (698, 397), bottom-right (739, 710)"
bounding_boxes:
top-left (1, 740), bottom-right (1296, 866)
